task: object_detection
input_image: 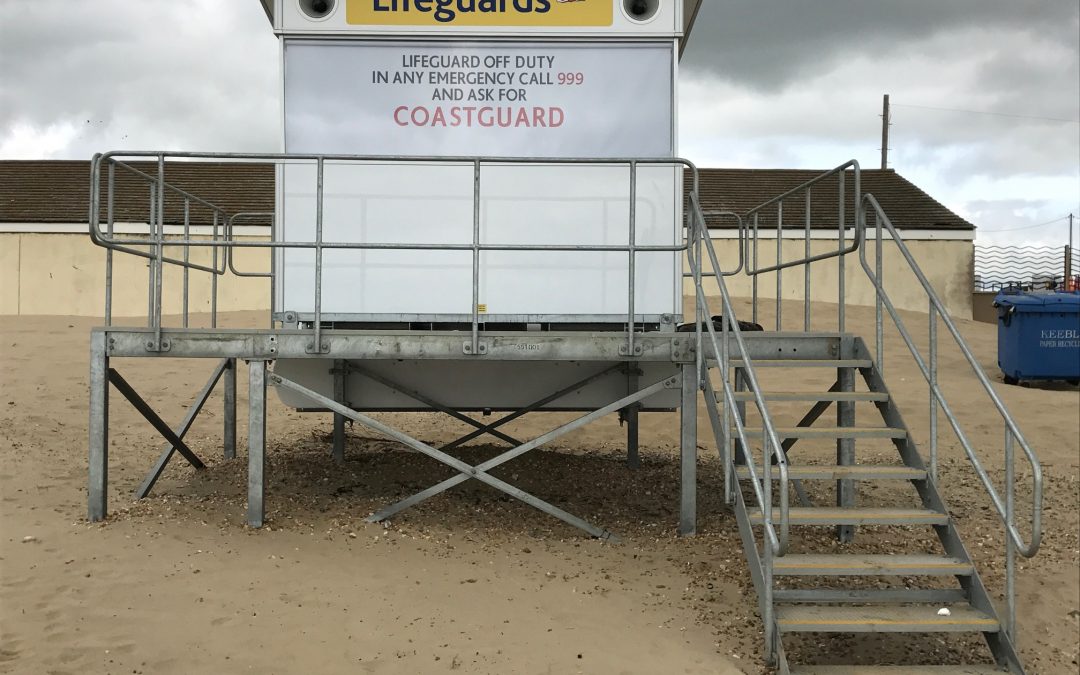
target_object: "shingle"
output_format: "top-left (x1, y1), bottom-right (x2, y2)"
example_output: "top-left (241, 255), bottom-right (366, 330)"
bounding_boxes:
top-left (0, 160), bottom-right (273, 225)
top-left (689, 168), bottom-right (973, 230)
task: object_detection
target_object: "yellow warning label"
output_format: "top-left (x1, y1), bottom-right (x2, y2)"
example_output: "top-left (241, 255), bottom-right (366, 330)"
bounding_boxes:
top-left (347, 0), bottom-right (613, 27)
top-left (477, 304), bottom-right (488, 313)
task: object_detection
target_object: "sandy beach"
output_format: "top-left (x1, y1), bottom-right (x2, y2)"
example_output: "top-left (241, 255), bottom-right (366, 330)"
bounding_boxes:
top-left (1, 299), bottom-right (1077, 674)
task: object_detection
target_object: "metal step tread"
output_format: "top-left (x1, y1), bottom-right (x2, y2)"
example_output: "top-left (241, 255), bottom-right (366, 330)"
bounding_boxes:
top-left (748, 507), bottom-right (948, 526)
top-left (743, 426), bottom-right (907, 439)
top-left (776, 603), bottom-right (999, 633)
top-left (736, 465), bottom-right (925, 481)
top-left (729, 391), bottom-right (889, 402)
top-left (773, 554), bottom-right (972, 577)
top-left (790, 666), bottom-right (1006, 674)
top-left (728, 359), bottom-right (873, 368)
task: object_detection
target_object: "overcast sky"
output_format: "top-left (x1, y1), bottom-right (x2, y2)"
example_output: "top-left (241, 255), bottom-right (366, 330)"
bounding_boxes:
top-left (1, 0), bottom-right (1077, 244)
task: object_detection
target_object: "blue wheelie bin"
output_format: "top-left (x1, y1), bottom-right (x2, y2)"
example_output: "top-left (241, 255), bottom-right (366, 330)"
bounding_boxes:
top-left (993, 290), bottom-right (1080, 385)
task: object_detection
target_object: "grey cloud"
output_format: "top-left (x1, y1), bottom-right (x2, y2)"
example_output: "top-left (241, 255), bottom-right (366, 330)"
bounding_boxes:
top-left (683, 0), bottom-right (1080, 91)
top-left (0, 0), bottom-right (280, 155)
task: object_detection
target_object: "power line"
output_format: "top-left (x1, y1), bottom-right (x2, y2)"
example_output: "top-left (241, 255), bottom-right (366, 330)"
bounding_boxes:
top-left (893, 102), bottom-right (1080, 124)
top-left (979, 215), bottom-right (1071, 233)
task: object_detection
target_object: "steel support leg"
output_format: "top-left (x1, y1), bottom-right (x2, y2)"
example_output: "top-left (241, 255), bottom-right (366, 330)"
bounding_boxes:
top-left (626, 367), bottom-right (640, 469)
top-left (836, 366), bottom-right (856, 542)
top-left (679, 363), bottom-right (698, 536)
top-left (734, 367), bottom-right (748, 465)
top-left (223, 358), bottom-right (237, 460)
top-left (247, 360), bottom-right (267, 528)
top-left (332, 359), bottom-right (346, 463)
top-left (88, 331), bottom-right (109, 522)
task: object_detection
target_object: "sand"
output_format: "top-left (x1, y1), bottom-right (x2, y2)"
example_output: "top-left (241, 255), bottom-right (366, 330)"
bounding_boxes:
top-left (1, 299), bottom-right (1077, 674)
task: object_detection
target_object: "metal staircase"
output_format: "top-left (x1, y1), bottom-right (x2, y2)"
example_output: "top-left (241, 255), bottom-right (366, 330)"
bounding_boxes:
top-left (685, 162), bottom-right (1043, 673)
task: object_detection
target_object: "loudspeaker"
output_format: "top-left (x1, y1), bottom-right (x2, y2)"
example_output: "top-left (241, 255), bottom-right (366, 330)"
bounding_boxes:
top-left (622, 0), bottom-right (659, 22)
top-left (299, 0), bottom-right (335, 19)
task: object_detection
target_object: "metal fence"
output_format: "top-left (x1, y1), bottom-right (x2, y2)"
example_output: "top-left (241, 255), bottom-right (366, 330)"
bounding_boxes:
top-left (975, 243), bottom-right (1078, 292)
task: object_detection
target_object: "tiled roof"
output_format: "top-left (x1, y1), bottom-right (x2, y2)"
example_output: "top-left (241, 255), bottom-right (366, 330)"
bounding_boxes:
top-left (690, 168), bottom-right (973, 230)
top-left (0, 161), bottom-right (972, 230)
top-left (0, 160), bottom-right (274, 225)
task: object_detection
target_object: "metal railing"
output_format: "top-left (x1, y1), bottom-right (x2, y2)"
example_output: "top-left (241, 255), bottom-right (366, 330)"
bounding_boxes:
top-left (685, 192), bottom-right (791, 656)
top-left (744, 160), bottom-right (862, 331)
top-left (975, 243), bottom-right (1078, 292)
top-left (733, 161), bottom-right (1043, 646)
top-left (89, 151), bottom-right (694, 355)
top-left (860, 194), bottom-right (1043, 638)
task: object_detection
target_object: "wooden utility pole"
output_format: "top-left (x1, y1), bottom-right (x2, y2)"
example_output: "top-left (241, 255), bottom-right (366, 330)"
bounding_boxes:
top-left (881, 94), bottom-right (891, 170)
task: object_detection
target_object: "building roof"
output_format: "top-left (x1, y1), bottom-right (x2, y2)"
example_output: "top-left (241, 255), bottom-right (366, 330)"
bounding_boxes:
top-left (0, 160), bottom-right (973, 231)
top-left (0, 160), bottom-right (274, 226)
top-left (690, 168), bottom-right (974, 231)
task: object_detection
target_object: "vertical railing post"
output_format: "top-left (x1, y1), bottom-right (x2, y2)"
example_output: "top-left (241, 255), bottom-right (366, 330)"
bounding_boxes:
top-left (1005, 428), bottom-right (1017, 640)
top-left (153, 155), bottom-right (165, 348)
top-left (752, 213), bottom-right (760, 325)
top-left (628, 161), bottom-right (638, 356)
top-left (875, 207), bottom-right (884, 372)
top-left (105, 161), bottom-right (115, 326)
top-left (147, 184), bottom-right (157, 326)
top-left (182, 199), bottom-right (190, 328)
top-left (838, 171), bottom-right (846, 332)
top-left (776, 201), bottom-right (783, 331)
top-left (211, 210), bottom-right (220, 329)
top-left (929, 300), bottom-right (939, 482)
top-left (762, 428), bottom-right (776, 664)
top-left (311, 158), bottom-right (325, 353)
top-left (470, 159), bottom-right (481, 355)
top-left (804, 188), bottom-right (811, 331)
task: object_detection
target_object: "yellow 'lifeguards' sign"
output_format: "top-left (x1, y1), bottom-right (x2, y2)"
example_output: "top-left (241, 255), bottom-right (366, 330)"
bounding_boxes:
top-left (346, 0), bottom-right (614, 27)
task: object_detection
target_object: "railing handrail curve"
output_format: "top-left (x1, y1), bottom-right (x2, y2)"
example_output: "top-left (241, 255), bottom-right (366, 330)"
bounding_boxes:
top-left (858, 192), bottom-right (1043, 557)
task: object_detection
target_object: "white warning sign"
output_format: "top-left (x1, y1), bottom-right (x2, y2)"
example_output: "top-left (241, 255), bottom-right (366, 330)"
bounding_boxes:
top-left (284, 40), bottom-right (674, 158)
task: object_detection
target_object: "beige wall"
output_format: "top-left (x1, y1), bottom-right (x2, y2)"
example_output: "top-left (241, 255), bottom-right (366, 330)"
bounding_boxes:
top-left (1, 232), bottom-right (972, 320)
top-left (1, 233), bottom-right (270, 318)
top-left (684, 236), bottom-right (974, 319)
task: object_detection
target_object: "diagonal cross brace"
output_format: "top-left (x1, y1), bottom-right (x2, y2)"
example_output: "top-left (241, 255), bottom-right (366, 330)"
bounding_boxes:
top-left (108, 369), bottom-right (206, 471)
top-left (270, 370), bottom-right (675, 540)
top-left (345, 363), bottom-right (523, 448)
top-left (363, 376), bottom-right (674, 526)
top-left (439, 364), bottom-right (624, 451)
top-left (134, 358), bottom-right (231, 499)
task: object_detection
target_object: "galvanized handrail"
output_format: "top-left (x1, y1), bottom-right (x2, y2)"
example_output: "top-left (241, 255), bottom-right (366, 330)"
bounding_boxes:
top-left (859, 193), bottom-right (1042, 641)
top-left (858, 193), bottom-right (1043, 557)
top-left (685, 193), bottom-right (790, 661)
top-left (686, 193), bottom-right (791, 556)
top-left (742, 160), bottom-right (861, 331)
top-left (89, 151), bottom-right (697, 355)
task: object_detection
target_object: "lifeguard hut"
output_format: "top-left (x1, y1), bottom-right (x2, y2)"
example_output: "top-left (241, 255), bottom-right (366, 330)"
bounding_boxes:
top-left (85, 1), bottom-right (1044, 671)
